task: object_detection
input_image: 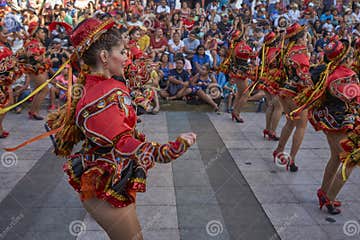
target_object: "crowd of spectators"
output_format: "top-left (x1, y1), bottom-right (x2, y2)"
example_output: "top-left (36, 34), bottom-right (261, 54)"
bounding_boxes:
top-left (1, 0), bottom-right (360, 114)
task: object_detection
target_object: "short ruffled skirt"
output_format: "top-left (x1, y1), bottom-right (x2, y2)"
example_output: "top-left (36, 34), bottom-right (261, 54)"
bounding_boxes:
top-left (64, 152), bottom-right (148, 208)
top-left (309, 103), bottom-right (359, 132)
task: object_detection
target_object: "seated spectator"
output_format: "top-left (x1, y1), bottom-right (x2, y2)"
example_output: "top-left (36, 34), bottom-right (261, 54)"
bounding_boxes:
top-left (168, 32), bottom-right (185, 63)
top-left (207, 9), bottom-right (221, 23)
top-left (211, 46), bottom-right (227, 87)
top-left (173, 53), bottom-right (192, 75)
top-left (183, 31), bottom-right (200, 60)
top-left (320, 9), bottom-right (333, 23)
top-left (150, 28), bottom-right (168, 60)
top-left (12, 74), bottom-right (31, 114)
top-left (322, 18), bottom-right (334, 32)
top-left (188, 65), bottom-right (220, 112)
top-left (49, 38), bottom-right (67, 72)
top-left (127, 14), bottom-right (143, 27)
top-left (288, 3), bottom-right (300, 23)
top-left (206, 0), bottom-right (219, 13)
top-left (192, 44), bottom-right (211, 75)
top-left (193, 14), bottom-right (210, 39)
top-left (128, 0), bottom-right (143, 16)
top-left (170, 12), bottom-right (183, 38)
top-left (158, 53), bottom-right (171, 89)
top-left (217, 14), bottom-right (232, 36)
top-left (138, 26), bottom-right (151, 52)
top-left (159, 58), bottom-right (191, 100)
top-left (156, 0), bottom-right (170, 15)
top-left (194, 2), bottom-right (205, 20)
top-left (206, 21), bottom-right (221, 39)
top-left (223, 77), bottom-right (237, 113)
top-left (180, 1), bottom-right (191, 19)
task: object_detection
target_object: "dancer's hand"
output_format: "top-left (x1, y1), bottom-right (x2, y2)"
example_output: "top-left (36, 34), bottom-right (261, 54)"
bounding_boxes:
top-left (179, 132), bottom-right (197, 146)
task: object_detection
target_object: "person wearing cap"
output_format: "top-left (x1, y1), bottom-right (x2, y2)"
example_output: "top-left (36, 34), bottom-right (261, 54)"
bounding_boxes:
top-left (17, 21), bottom-right (52, 120)
top-left (258, 31), bottom-right (283, 141)
top-left (273, 23), bottom-right (313, 172)
top-left (291, 37), bottom-right (360, 215)
top-left (0, 44), bottom-right (22, 138)
top-left (46, 18), bottom-right (196, 239)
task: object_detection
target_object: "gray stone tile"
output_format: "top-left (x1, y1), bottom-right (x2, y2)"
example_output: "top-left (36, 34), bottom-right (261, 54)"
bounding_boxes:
top-left (278, 170), bottom-right (322, 185)
top-left (0, 160), bottom-right (37, 173)
top-left (0, 172), bottom-right (25, 189)
top-left (136, 187), bottom-right (176, 206)
top-left (77, 230), bottom-right (109, 240)
top-left (320, 224), bottom-right (360, 240)
top-left (176, 205), bottom-right (224, 229)
top-left (172, 169), bottom-right (211, 187)
top-left (147, 169), bottom-right (174, 187)
top-left (136, 205), bottom-right (178, 229)
top-left (240, 170), bottom-right (285, 186)
top-left (143, 229), bottom-right (180, 240)
top-left (276, 225), bottom-right (328, 240)
top-left (251, 184), bottom-right (299, 204)
top-left (180, 227), bottom-right (230, 240)
top-left (301, 203), bottom-right (358, 226)
top-left (0, 189), bottom-right (10, 202)
top-left (174, 186), bottom-right (218, 205)
top-left (262, 203), bottom-right (317, 226)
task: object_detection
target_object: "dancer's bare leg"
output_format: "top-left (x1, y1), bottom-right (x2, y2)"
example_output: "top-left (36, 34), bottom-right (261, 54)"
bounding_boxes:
top-left (275, 97), bottom-right (295, 152)
top-left (265, 92), bottom-right (274, 130)
top-left (269, 95), bottom-right (283, 132)
top-left (233, 80), bottom-right (248, 117)
top-left (29, 72), bottom-right (49, 115)
top-left (321, 132), bottom-right (347, 193)
top-left (0, 88), bottom-right (13, 134)
top-left (289, 109), bottom-right (308, 161)
top-left (327, 163), bottom-right (356, 201)
top-left (82, 199), bottom-right (143, 240)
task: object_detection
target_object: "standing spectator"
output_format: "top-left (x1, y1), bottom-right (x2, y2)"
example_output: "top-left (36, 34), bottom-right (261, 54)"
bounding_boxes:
top-left (183, 31), bottom-right (200, 59)
top-left (160, 58), bottom-right (191, 100)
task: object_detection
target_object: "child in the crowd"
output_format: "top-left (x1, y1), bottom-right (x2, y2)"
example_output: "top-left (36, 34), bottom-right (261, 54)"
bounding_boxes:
top-left (48, 66), bottom-right (76, 111)
top-left (223, 77), bottom-right (237, 113)
top-left (12, 74), bottom-right (31, 114)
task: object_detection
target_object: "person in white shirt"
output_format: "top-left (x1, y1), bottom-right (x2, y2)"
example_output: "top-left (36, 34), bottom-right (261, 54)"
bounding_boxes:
top-left (288, 3), bottom-right (300, 23)
top-left (156, 0), bottom-right (170, 14)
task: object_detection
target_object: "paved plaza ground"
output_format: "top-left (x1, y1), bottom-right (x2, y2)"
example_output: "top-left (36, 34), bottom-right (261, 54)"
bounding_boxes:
top-left (0, 108), bottom-right (359, 240)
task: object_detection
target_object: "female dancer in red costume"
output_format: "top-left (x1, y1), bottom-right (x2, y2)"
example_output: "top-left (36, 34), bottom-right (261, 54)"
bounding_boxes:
top-left (17, 22), bottom-right (52, 120)
top-left (47, 18), bottom-right (196, 239)
top-left (273, 23), bottom-right (313, 172)
top-left (258, 32), bottom-right (283, 141)
top-left (0, 44), bottom-right (22, 137)
top-left (224, 21), bottom-right (256, 123)
top-left (292, 37), bottom-right (359, 214)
